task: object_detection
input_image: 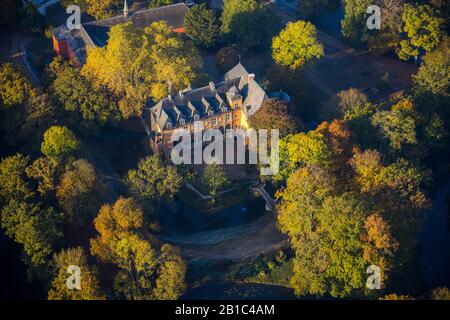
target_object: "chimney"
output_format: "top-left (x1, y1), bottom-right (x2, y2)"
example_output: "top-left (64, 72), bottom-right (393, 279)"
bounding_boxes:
top-left (123, 0), bottom-right (129, 18)
top-left (209, 82), bottom-right (216, 91)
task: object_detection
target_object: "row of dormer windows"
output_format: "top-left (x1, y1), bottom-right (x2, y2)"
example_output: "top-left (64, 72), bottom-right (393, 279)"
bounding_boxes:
top-left (166, 112), bottom-right (234, 130)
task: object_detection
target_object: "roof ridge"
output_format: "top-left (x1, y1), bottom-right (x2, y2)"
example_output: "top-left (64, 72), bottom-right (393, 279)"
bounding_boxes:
top-left (84, 2), bottom-right (188, 26)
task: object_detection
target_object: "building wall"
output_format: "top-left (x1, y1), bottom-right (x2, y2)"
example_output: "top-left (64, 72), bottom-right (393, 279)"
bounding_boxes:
top-left (53, 36), bottom-right (68, 58)
top-left (172, 27), bottom-right (185, 33)
top-left (152, 111), bottom-right (235, 155)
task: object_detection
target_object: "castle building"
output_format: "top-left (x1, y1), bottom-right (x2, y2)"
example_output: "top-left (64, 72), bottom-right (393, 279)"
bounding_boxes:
top-left (145, 63), bottom-right (291, 156)
top-left (52, 2), bottom-right (189, 66)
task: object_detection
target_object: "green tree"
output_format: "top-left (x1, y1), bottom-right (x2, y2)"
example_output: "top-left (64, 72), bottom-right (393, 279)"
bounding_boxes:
top-left (341, 0), bottom-right (371, 47)
top-left (216, 46), bottom-right (239, 74)
top-left (366, 0), bottom-right (404, 54)
top-left (0, 153), bottom-right (34, 203)
top-left (275, 130), bottom-right (331, 181)
top-left (272, 21), bottom-right (324, 70)
top-left (47, 57), bottom-right (119, 123)
top-left (152, 244), bottom-right (186, 300)
top-left (1, 199), bottom-right (63, 265)
top-left (203, 163), bottom-right (230, 198)
top-left (277, 167), bottom-right (369, 297)
top-left (413, 39), bottom-right (450, 96)
top-left (371, 99), bottom-right (417, 151)
top-left (248, 99), bottom-right (298, 137)
top-left (221, 0), bottom-right (278, 50)
top-left (0, 63), bottom-right (32, 108)
top-left (126, 156), bottom-right (182, 204)
top-left (48, 247), bottom-right (105, 300)
top-left (185, 3), bottom-right (220, 48)
top-left (56, 159), bottom-right (101, 226)
top-left (41, 126), bottom-right (80, 159)
top-left (298, 0), bottom-right (339, 17)
top-left (398, 4), bottom-right (443, 60)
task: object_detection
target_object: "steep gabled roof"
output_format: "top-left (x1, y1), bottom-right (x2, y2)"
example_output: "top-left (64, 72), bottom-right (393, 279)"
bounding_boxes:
top-left (149, 63), bottom-right (271, 130)
top-left (223, 63), bottom-right (249, 81)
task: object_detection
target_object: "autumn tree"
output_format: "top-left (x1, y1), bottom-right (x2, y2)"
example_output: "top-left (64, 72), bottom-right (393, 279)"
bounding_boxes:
top-left (90, 197), bottom-right (144, 258)
top-left (41, 126), bottom-right (80, 160)
top-left (90, 198), bottom-right (186, 300)
top-left (203, 163), bottom-right (230, 198)
top-left (151, 244), bottom-right (186, 300)
top-left (85, 0), bottom-right (120, 20)
top-left (272, 21), bottom-right (324, 70)
top-left (48, 247), bottom-right (105, 300)
top-left (248, 99), bottom-right (298, 137)
top-left (350, 149), bottom-right (431, 272)
top-left (185, 3), bottom-right (220, 48)
top-left (26, 156), bottom-right (60, 196)
top-left (82, 21), bottom-right (202, 118)
top-left (59, 0), bottom-right (88, 11)
top-left (221, 0), bottom-right (278, 51)
top-left (379, 293), bottom-right (415, 300)
top-left (315, 120), bottom-right (356, 174)
top-left (148, 0), bottom-right (173, 8)
top-left (56, 159), bottom-right (101, 226)
top-left (431, 287), bottom-right (450, 300)
top-left (398, 4), bottom-right (443, 61)
top-left (0, 63), bottom-right (31, 108)
top-left (337, 88), bottom-right (369, 115)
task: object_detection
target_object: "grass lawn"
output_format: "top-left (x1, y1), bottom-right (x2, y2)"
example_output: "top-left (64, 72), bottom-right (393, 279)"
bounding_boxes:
top-left (244, 259), bottom-right (294, 288)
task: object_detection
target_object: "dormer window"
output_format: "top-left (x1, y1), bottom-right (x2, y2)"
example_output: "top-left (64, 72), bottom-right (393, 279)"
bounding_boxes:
top-left (208, 110), bottom-right (214, 116)
top-left (166, 121), bottom-right (172, 129)
top-left (194, 114), bottom-right (200, 120)
top-left (179, 118), bottom-right (185, 125)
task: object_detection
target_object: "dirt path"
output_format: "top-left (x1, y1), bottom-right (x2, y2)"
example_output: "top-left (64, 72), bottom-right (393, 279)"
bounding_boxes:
top-left (173, 211), bottom-right (288, 261)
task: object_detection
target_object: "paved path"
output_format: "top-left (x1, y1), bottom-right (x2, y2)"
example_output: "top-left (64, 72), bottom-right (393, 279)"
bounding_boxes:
top-left (9, 33), bottom-right (41, 87)
top-left (268, 3), bottom-right (416, 104)
top-left (163, 185), bottom-right (287, 260)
